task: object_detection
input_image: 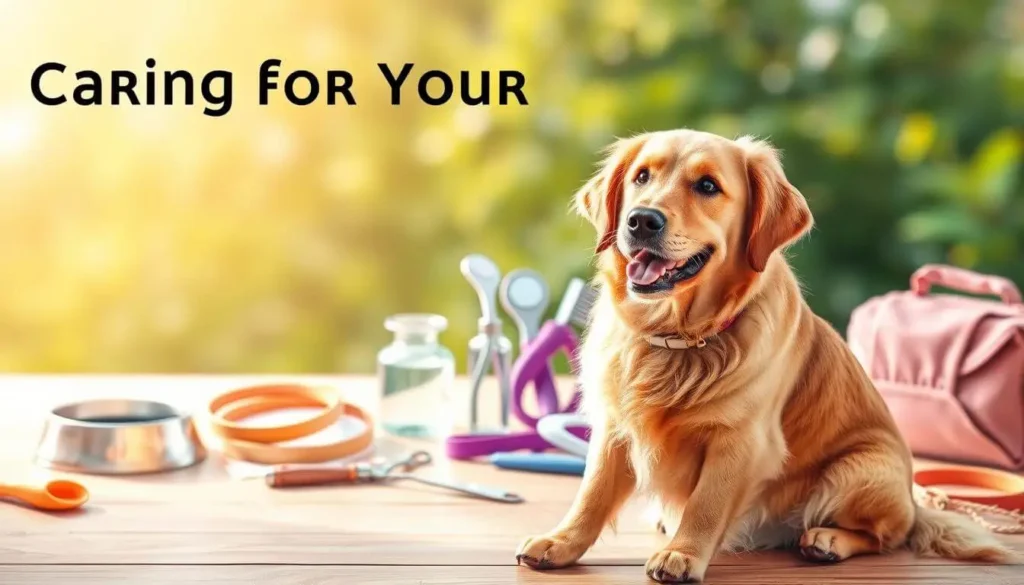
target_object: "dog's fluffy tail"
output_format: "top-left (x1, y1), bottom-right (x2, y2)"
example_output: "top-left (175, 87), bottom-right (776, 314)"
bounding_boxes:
top-left (908, 505), bottom-right (1019, 563)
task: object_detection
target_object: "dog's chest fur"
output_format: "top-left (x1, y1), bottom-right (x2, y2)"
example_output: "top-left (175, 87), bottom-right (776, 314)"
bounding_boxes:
top-left (613, 350), bottom-right (799, 551)
top-left (581, 299), bottom-right (797, 549)
top-left (596, 329), bottom-right (753, 500)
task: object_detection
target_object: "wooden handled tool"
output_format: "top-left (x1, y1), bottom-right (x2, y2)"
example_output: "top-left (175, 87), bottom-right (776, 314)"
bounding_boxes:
top-left (265, 464), bottom-right (365, 488)
top-left (264, 451), bottom-right (523, 503)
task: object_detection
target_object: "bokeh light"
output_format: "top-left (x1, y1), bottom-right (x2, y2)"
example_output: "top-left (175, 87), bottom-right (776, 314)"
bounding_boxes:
top-left (0, 0), bottom-right (1021, 373)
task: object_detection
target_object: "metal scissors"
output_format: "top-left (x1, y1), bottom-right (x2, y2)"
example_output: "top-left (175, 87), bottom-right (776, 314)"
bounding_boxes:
top-left (265, 450), bottom-right (523, 504)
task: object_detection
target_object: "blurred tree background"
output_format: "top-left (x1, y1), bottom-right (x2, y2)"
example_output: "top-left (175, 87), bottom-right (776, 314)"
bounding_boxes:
top-left (0, 0), bottom-right (1020, 372)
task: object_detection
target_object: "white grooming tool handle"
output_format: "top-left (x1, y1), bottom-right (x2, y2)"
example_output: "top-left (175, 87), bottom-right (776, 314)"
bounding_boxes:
top-left (537, 413), bottom-right (590, 458)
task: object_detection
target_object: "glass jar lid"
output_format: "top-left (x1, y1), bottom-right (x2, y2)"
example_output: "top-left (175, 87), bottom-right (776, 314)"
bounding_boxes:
top-left (384, 313), bottom-right (448, 334)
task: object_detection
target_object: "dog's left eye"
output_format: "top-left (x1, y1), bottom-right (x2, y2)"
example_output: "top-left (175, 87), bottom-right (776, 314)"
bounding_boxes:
top-left (634, 168), bottom-right (650, 185)
top-left (696, 177), bottom-right (721, 195)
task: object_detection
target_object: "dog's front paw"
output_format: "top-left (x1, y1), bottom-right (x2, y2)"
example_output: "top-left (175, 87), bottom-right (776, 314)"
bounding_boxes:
top-left (799, 527), bottom-right (841, 562)
top-left (645, 549), bottom-right (707, 583)
top-left (515, 532), bottom-right (587, 570)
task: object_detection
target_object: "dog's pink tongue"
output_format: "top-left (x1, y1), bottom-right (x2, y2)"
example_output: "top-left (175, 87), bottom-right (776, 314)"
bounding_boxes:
top-left (627, 250), bottom-right (673, 286)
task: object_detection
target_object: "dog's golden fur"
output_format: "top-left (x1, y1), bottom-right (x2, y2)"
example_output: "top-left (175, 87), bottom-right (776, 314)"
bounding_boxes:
top-left (516, 130), bottom-right (1015, 583)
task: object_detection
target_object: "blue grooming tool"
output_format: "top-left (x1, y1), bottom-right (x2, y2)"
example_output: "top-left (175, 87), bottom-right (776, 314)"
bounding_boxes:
top-left (490, 452), bottom-right (585, 475)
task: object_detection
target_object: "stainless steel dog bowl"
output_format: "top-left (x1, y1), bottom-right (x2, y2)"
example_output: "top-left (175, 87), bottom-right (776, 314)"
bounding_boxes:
top-left (34, 399), bottom-right (206, 474)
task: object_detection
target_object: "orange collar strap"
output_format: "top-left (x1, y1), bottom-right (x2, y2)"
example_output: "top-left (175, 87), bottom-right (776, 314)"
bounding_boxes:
top-left (208, 384), bottom-right (374, 465)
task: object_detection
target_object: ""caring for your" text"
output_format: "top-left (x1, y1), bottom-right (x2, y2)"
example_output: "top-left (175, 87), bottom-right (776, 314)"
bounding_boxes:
top-left (29, 59), bottom-right (529, 117)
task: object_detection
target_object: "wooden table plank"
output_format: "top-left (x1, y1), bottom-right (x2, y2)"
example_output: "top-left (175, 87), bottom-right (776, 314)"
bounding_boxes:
top-left (1, 375), bottom-right (1022, 583)
top-left (1, 563), bottom-right (1022, 585)
top-left (0, 499), bottom-right (646, 535)
top-left (2, 495), bottom-right (1020, 565)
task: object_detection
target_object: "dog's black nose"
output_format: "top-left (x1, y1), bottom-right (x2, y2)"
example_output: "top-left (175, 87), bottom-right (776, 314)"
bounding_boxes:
top-left (627, 208), bottom-right (667, 241)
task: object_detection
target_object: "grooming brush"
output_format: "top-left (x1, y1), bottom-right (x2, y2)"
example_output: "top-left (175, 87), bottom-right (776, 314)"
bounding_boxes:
top-left (460, 254), bottom-right (513, 432)
top-left (500, 269), bottom-right (550, 344)
top-left (555, 277), bottom-right (597, 329)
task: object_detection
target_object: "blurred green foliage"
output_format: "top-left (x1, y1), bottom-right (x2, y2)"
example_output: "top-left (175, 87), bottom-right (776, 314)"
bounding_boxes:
top-left (432, 0), bottom-right (1024, 371)
top-left (0, 0), bottom-right (1020, 372)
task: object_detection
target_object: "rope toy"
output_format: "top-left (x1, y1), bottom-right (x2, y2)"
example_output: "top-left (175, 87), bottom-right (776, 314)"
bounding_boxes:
top-left (913, 483), bottom-right (1024, 534)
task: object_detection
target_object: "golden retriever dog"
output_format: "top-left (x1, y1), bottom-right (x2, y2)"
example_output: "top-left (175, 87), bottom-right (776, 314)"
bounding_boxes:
top-left (516, 129), bottom-right (1016, 582)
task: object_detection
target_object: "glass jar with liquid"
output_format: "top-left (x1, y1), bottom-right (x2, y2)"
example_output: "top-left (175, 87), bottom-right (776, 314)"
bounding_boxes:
top-left (376, 314), bottom-right (455, 438)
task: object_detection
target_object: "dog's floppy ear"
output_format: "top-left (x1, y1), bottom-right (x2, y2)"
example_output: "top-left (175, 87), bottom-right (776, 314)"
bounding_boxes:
top-left (739, 137), bottom-right (813, 272)
top-left (574, 136), bottom-right (646, 254)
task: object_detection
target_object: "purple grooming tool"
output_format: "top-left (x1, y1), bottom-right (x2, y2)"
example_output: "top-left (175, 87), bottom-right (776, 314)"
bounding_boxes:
top-left (509, 277), bottom-right (594, 426)
top-left (445, 331), bottom-right (584, 460)
top-left (510, 321), bottom-right (580, 427)
top-left (444, 277), bottom-right (597, 460)
top-left (444, 328), bottom-right (580, 460)
top-left (444, 426), bottom-right (590, 459)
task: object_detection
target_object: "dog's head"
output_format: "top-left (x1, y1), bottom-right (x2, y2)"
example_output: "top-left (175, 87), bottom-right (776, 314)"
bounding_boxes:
top-left (576, 130), bottom-right (812, 332)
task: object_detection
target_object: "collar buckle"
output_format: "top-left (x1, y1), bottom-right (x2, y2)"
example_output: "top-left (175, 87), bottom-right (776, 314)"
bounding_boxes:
top-left (646, 334), bottom-right (704, 350)
top-left (643, 311), bottom-right (742, 351)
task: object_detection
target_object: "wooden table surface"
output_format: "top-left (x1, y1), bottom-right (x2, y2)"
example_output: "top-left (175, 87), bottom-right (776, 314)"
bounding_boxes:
top-left (0, 375), bottom-right (1021, 584)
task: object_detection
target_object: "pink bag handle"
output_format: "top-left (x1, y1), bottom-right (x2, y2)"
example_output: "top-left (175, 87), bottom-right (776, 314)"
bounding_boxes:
top-left (911, 264), bottom-right (1022, 305)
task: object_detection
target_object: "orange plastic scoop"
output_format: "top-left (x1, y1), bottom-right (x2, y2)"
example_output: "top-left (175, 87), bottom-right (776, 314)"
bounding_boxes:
top-left (0, 479), bottom-right (89, 511)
